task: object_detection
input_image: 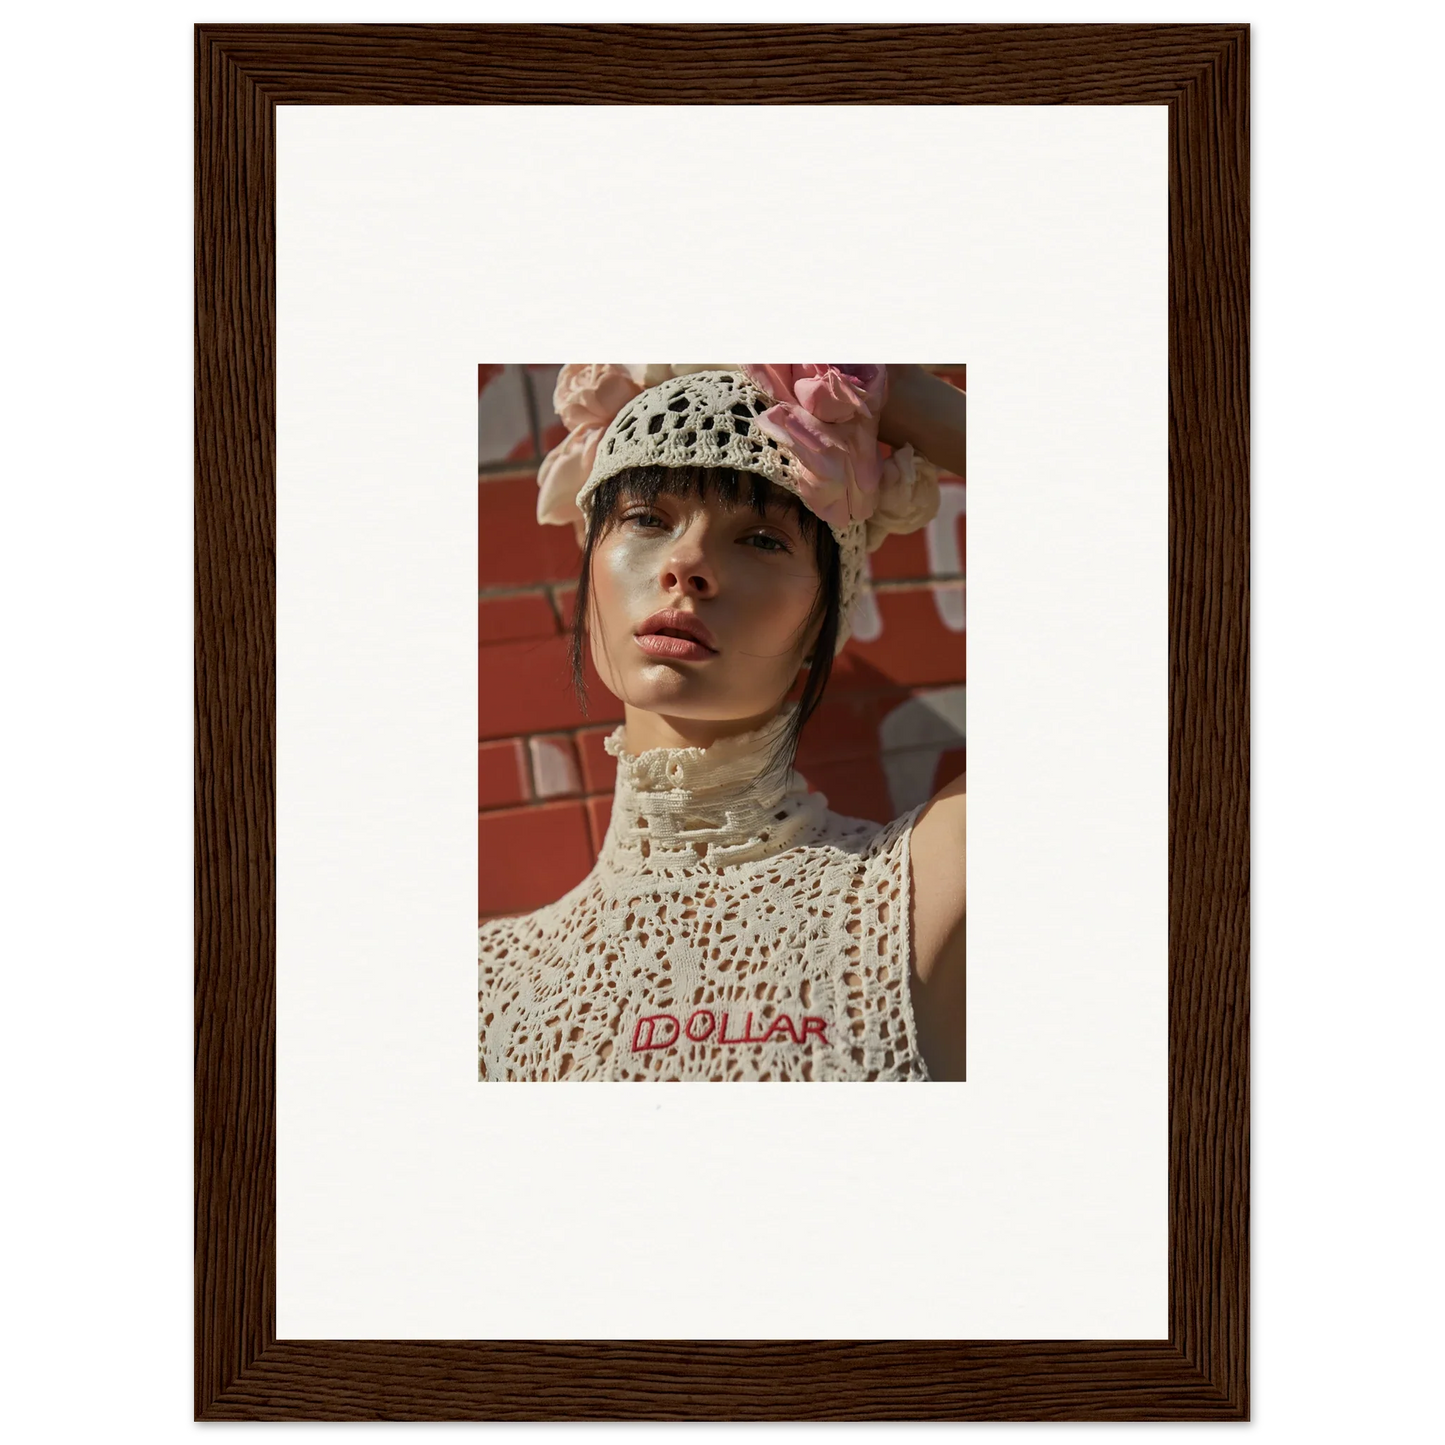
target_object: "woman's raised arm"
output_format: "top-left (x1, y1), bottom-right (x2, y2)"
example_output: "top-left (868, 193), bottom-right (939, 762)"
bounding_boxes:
top-left (907, 774), bottom-right (967, 1080)
top-left (879, 363), bottom-right (967, 479)
top-left (879, 364), bottom-right (967, 1076)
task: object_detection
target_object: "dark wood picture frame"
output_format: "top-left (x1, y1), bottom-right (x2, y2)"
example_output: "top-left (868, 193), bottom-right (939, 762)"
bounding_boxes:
top-left (196, 22), bottom-right (1248, 1421)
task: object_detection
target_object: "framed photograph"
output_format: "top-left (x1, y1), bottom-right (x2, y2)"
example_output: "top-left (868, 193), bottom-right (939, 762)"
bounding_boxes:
top-left (196, 22), bottom-right (1248, 1420)
top-left (475, 359), bottom-right (969, 1084)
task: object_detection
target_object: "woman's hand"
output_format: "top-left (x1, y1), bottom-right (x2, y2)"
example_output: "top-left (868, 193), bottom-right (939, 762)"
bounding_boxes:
top-left (907, 774), bottom-right (967, 1080)
top-left (879, 364), bottom-right (967, 480)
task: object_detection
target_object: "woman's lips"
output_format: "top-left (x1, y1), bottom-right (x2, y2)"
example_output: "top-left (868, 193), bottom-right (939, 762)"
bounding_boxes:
top-left (634, 632), bottom-right (718, 661)
top-left (633, 608), bottom-right (718, 661)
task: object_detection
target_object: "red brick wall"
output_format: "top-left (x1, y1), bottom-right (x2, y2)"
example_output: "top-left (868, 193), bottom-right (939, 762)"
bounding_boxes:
top-left (479, 365), bottom-right (966, 920)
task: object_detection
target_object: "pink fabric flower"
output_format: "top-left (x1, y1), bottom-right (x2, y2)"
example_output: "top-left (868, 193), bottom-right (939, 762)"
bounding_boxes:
top-left (739, 365), bottom-right (890, 528)
top-left (535, 364), bottom-right (642, 526)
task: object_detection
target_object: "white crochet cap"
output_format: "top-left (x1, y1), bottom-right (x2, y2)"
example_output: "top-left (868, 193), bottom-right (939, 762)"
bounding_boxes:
top-left (573, 368), bottom-right (938, 655)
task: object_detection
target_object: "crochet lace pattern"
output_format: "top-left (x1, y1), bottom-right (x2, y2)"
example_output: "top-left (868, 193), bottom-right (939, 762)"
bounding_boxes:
top-left (477, 704), bottom-right (931, 1082)
top-left (575, 370), bottom-right (871, 658)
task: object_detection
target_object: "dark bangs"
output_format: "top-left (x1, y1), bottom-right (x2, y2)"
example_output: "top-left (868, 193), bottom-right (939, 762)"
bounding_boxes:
top-left (589, 463), bottom-right (821, 540)
top-left (567, 464), bottom-right (842, 784)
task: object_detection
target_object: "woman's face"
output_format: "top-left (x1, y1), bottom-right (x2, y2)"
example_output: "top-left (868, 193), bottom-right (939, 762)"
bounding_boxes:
top-left (586, 484), bottom-right (823, 725)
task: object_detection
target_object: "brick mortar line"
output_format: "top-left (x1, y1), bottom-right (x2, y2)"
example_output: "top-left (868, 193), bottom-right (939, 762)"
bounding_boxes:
top-left (867, 575), bottom-right (966, 588)
top-left (478, 465), bottom-right (541, 481)
top-left (489, 735), bottom-right (967, 753)
top-left (544, 584), bottom-right (568, 632)
top-left (476, 582), bottom-right (563, 600)
top-left (479, 574), bottom-right (964, 601)
top-left (480, 699), bottom-right (970, 749)
top-left (485, 711), bottom-right (967, 741)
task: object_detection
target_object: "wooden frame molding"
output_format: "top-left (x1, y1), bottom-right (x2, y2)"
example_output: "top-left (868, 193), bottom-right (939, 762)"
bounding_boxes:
top-left (195, 22), bottom-right (1248, 1421)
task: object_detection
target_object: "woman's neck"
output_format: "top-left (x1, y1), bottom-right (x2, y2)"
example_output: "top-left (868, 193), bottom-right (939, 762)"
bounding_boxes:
top-left (619, 700), bottom-right (789, 754)
top-left (597, 700), bottom-right (826, 872)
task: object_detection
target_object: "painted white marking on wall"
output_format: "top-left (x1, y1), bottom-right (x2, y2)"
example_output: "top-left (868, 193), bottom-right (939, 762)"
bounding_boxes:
top-left (925, 482), bottom-right (968, 576)
top-left (508, 737), bottom-right (529, 800)
top-left (878, 686), bottom-right (967, 814)
top-left (848, 556), bottom-right (884, 643)
top-left (882, 751), bottom-right (945, 819)
top-left (529, 737), bottom-right (581, 798)
top-left (932, 579), bottom-right (966, 633)
top-left (477, 363), bottom-right (535, 467)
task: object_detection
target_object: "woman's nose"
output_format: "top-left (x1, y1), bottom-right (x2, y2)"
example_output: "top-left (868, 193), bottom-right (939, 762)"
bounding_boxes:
top-left (660, 519), bottom-right (717, 597)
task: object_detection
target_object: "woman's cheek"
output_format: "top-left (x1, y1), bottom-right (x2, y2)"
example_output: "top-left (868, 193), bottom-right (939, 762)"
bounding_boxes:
top-left (596, 659), bottom-right (623, 701)
top-left (738, 567), bottom-right (819, 658)
top-left (596, 536), bottom-right (660, 613)
top-left (583, 551), bottom-right (635, 699)
top-left (588, 539), bottom-right (655, 690)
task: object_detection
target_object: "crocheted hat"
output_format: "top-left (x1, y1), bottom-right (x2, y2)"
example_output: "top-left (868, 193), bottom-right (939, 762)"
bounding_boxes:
top-left (535, 364), bottom-right (941, 654)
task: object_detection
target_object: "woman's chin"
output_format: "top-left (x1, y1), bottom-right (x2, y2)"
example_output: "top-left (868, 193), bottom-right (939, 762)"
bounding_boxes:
top-left (619, 672), bottom-right (715, 714)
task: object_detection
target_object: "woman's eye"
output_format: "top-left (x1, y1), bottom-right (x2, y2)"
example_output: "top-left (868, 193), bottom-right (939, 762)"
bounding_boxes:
top-left (624, 510), bottom-right (667, 529)
top-left (745, 532), bottom-right (790, 553)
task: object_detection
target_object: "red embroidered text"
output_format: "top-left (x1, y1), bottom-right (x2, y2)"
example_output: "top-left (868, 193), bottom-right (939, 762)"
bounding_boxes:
top-left (630, 1009), bottom-right (829, 1053)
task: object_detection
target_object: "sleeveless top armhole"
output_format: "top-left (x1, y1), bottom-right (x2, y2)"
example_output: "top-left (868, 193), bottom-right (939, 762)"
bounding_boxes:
top-left (872, 803), bottom-right (930, 1075)
top-left (859, 799), bottom-right (932, 1081)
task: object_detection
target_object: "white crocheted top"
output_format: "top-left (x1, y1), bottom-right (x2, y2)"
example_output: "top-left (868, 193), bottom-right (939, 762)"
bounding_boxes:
top-left (477, 704), bottom-right (931, 1082)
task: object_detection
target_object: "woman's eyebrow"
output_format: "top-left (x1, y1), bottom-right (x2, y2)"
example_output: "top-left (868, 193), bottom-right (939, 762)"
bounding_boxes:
top-left (756, 501), bottom-right (801, 528)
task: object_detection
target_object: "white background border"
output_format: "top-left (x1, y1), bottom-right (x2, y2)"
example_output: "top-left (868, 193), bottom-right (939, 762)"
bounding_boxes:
top-left (276, 103), bottom-right (1167, 1340)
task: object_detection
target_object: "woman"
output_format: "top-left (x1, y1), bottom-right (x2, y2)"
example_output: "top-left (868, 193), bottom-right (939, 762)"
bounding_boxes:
top-left (478, 364), bottom-right (967, 1082)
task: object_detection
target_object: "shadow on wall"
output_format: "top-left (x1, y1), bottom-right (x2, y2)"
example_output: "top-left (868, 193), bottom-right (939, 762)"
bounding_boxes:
top-left (880, 686), bottom-right (967, 813)
top-left (479, 363), bottom-right (565, 473)
top-left (478, 363), bottom-right (966, 920)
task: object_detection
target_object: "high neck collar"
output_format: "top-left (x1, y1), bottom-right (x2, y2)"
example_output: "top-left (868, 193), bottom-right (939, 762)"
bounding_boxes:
top-left (597, 703), bottom-right (828, 872)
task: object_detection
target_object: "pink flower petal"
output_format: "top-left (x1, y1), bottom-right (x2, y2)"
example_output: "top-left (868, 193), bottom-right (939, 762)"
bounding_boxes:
top-left (552, 363), bottom-right (640, 430)
top-left (536, 425), bottom-right (602, 525)
top-left (740, 364), bottom-right (802, 405)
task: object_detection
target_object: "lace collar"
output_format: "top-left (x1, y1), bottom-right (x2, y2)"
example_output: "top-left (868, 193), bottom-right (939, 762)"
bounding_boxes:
top-left (596, 702), bottom-right (828, 872)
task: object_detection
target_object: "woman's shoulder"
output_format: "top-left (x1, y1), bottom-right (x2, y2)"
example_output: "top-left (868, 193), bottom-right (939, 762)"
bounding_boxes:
top-left (903, 772), bottom-right (967, 967)
top-left (908, 772), bottom-right (967, 863)
top-left (901, 774), bottom-right (966, 1080)
top-left (809, 778), bottom-right (965, 958)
